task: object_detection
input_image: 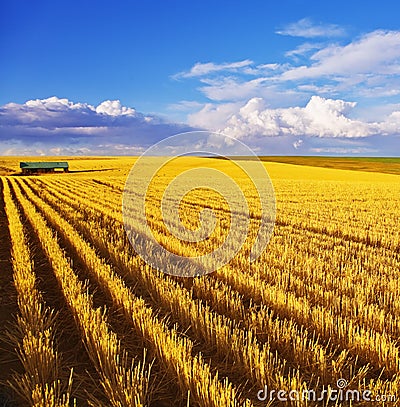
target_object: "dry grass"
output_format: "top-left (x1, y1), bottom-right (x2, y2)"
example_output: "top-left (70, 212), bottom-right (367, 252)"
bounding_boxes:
top-left (0, 156), bottom-right (399, 406)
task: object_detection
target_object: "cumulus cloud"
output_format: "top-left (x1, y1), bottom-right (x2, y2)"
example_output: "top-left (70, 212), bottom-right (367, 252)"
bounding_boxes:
top-left (95, 100), bottom-right (136, 116)
top-left (219, 96), bottom-right (375, 138)
top-left (187, 95), bottom-right (400, 155)
top-left (1, 95), bottom-right (398, 156)
top-left (276, 18), bottom-right (346, 38)
top-left (168, 28), bottom-right (400, 157)
top-left (0, 96), bottom-right (195, 155)
top-left (187, 102), bottom-right (243, 129)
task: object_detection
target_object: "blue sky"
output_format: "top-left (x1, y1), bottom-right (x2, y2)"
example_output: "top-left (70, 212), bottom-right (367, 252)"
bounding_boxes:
top-left (1, 0), bottom-right (400, 155)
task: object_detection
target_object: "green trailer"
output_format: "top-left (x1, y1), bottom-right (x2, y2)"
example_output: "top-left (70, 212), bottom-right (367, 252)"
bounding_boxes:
top-left (20, 161), bottom-right (69, 174)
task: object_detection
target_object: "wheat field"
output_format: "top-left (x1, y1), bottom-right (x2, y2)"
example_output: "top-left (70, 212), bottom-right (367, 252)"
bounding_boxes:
top-left (0, 156), bottom-right (399, 406)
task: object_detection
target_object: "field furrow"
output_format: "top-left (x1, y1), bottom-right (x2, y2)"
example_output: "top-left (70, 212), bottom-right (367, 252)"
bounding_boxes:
top-left (1, 156), bottom-right (398, 407)
top-left (30, 177), bottom-right (400, 379)
top-left (2, 178), bottom-right (72, 406)
top-left (11, 179), bottom-right (152, 407)
top-left (15, 178), bottom-right (252, 407)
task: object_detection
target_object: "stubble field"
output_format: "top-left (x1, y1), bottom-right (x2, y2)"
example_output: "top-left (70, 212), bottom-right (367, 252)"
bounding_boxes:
top-left (0, 156), bottom-right (399, 406)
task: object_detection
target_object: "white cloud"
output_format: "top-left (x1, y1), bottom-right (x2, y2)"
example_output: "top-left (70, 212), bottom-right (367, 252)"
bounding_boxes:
top-left (293, 139), bottom-right (303, 149)
top-left (199, 76), bottom-right (271, 101)
top-left (5, 24), bottom-right (400, 159)
top-left (175, 29), bottom-right (400, 103)
top-left (241, 63), bottom-right (284, 75)
top-left (4, 97), bottom-right (96, 124)
top-left (196, 75), bottom-right (306, 108)
top-left (220, 96), bottom-right (377, 139)
top-left (189, 95), bottom-right (399, 155)
top-left (285, 42), bottom-right (323, 59)
top-left (282, 30), bottom-right (400, 81)
top-left (309, 147), bottom-right (379, 154)
top-left (378, 110), bottom-right (400, 134)
top-left (276, 18), bottom-right (346, 38)
top-left (167, 100), bottom-right (204, 112)
top-left (25, 96), bottom-right (90, 111)
top-left (1, 95), bottom-right (399, 156)
top-left (188, 95), bottom-right (400, 147)
top-left (0, 96), bottom-right (195, 155)
top-left (187, 102), bottom-right (242, 129)
top-left (174, 59), bottom-right (253, 79)
top-left (95, 100), bottom-right (136, 116)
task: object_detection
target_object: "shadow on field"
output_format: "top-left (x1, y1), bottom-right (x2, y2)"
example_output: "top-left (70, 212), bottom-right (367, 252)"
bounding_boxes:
top-left (68, 168), bottom-right (115, 173)
top-left (10, 168), bottom-right (115, 176)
